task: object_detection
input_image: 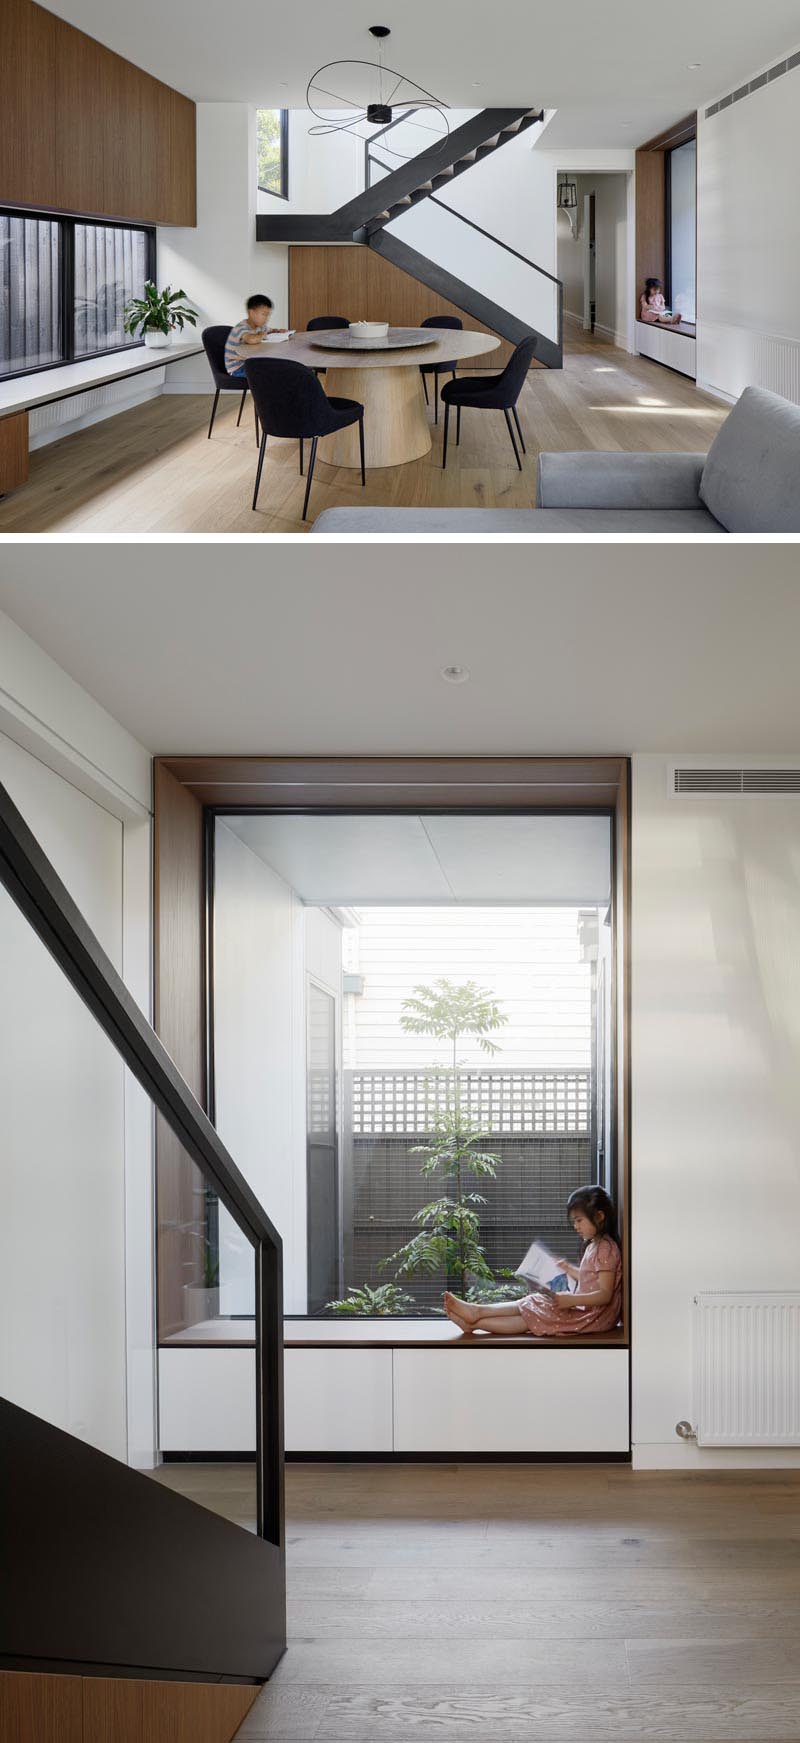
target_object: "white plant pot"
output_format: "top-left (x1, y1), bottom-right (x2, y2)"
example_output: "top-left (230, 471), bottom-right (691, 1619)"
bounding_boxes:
top-left (183, 1284), bottom-right (220, 1325)
top-left (144, 329), bottom-right (172, 348)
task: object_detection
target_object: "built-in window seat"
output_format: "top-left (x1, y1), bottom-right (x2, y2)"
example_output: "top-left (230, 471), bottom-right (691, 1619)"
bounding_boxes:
top-left (636, 318), bottom-right (696, 379)
top-left (158, 1319), bottom-right (630, 1456)
top-left (0, 341), bottom-right (204, 495)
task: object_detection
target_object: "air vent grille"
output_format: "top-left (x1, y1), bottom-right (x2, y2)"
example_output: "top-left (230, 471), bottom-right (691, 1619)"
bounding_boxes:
top-left (673, 768), bottom-right (800, 795)
top-left (706, 48), bottom-right (800, 119)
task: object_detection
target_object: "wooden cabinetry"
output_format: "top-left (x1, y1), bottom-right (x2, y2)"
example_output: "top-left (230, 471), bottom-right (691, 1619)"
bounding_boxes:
top-left (0, 412), bottom-right (29, 497)
top-left (0, 0), bottom-right (196, 226)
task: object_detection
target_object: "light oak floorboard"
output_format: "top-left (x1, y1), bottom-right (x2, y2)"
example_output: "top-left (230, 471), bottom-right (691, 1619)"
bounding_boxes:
top-left (150, 1462), bottom-right (800, 1742)
top-left (0, 336), bottom-right (727, 535)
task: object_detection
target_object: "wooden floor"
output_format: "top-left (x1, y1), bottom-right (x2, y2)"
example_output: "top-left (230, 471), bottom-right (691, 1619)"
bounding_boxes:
top-left (154, 1460), bottom-right (800, 1740)
top-left (0, 335), bottom-right (728, 535)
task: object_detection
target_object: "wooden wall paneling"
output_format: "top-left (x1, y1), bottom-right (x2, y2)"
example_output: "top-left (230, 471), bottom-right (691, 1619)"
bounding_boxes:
top-left (153, 761), bottom-right (207, 1339)
top-left (167, 88), bottom-right (198, 228)
top-left (0, 1671), bottom-right (82, 1743)
top-left (0, 413), bottom-right (29, 497)
top-left (4, 0), bottom-right (196, 225)
top-left (82, 1676), bottom-right (258, 1743)
top-left (635, 148), bottom-right (666, 297)
top-left (0, 0), bottom-right (57, 209)
top-left (289, 245), bottom-right (514, 369)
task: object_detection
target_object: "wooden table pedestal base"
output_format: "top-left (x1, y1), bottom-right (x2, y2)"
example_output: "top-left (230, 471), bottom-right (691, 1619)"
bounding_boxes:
top-left (318, 365), bottom-right (432, 469)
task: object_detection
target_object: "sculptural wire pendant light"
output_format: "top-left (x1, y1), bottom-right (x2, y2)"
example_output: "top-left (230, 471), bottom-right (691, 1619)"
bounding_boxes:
top-left (306, 25), bottom-right (450, 158)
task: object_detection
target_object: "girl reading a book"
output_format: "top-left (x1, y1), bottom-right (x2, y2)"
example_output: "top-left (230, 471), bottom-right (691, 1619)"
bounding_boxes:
top-left (444, 1185), bottom-right (622, 1338)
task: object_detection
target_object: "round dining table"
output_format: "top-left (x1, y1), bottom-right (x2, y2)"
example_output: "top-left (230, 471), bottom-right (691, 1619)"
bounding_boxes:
top-left (248, 327), bottom-right (500, 469)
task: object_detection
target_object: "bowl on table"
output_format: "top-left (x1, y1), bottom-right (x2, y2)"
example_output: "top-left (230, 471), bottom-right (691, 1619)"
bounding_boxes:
top-left (348, 321), bottom-right (389, 339)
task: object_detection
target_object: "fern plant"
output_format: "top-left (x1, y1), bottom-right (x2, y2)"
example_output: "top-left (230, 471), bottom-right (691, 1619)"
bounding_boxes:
top-left (326, 1283), bottom-right (416, 1318)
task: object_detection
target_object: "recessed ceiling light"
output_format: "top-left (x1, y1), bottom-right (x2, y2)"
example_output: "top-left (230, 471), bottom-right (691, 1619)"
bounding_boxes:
top-left (687, 62), bottom-right (702, 70)
top-left (440, 664), bottom-right (471, 684)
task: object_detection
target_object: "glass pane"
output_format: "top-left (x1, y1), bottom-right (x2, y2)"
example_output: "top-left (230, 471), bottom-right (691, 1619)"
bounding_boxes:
top-left (257, 109), bottom-right (285, 196)
top-left (74, 223), bottom-right (148, 357)
top-left (668, 140), bottom-right (696, 323)
top-left (0, 214), bottom-right (62, 376)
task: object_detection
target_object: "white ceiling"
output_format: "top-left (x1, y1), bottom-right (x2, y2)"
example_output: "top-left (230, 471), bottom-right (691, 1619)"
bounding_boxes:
top-left (223, 813), bottom-right (612, 904)
top-left (39, 0), bottom-right (800, 146)
top-left (1, 543), bottom-right (799, 757)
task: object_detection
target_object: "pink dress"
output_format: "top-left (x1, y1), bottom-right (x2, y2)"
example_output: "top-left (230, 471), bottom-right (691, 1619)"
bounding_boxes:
top-left (518, 1236), bottom-right (622, 1337)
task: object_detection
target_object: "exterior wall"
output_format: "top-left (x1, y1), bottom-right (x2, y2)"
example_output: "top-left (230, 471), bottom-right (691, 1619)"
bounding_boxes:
top-left (631, 755), bottom-right (800, 1468)
top-left (696, 50), bottom-right (800, 402)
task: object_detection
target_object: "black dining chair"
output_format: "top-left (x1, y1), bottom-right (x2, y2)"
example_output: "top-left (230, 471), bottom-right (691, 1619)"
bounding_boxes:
top-left (201, 325), bottom-right (259, 444)
top-left (440, 335), bottom-right (537, 470)
top-left (244, 358), bottom-right (365, 521)
top-left (307, 315), bottom-right (350, 378)
top-left (419, 315), bottom-right (463, 424)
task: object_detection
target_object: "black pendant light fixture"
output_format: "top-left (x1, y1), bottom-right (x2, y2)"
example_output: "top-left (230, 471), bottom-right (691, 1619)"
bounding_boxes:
top-left (306, 25), bottom-right (450, 156)
top-left (557, 177), bottom-right (578, 213)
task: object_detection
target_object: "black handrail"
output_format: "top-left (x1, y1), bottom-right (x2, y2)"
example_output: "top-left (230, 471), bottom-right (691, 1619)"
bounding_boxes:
top-left (364, 107), bottom-right (447, 188)
top-left (427, 192), bottom-right (564, 289)
top-left (0, 776), bottom-right (284, 1550)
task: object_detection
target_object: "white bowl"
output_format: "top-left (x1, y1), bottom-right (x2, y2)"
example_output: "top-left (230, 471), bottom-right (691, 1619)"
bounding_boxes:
top-left (349, 321), bottom-right (389, 339)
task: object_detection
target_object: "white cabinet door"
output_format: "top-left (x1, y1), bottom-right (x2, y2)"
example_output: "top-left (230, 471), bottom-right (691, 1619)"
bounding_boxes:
top-left (285, 1349), bottom-right (393, 1452)
top-left (159, 1348), bottom-right (256, 1453)
top-left (393, 1349), bottom-right (629, 1453)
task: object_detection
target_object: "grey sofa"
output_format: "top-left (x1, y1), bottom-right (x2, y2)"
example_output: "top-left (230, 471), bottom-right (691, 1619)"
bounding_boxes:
top-left (311, 386), bottom-right (800, 533)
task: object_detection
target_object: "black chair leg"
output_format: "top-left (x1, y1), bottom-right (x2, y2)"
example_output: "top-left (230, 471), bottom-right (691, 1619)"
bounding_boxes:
top-left (207, 387), bottom-right (220, 439)
top-left (358, 416), bottom-right (366, 487)
top-left (254, 400), bottom-right (260, 447)
top-left (456, 404), bottom-right (461, 446)
top-left (302, 436), bottom-right (318, 521)
top-left (422, 373), bottom-right (429, 406)
top-left (442, 402), bottom-right (450, 469)
top-left (252, 429), bottom-right (268, 511)
top-left (512, 405), bottom-right (526, 454)
top-left (434, 372), bottom-right (439, 425)
top-left (503, 407), bottom-right (522, 470)
top-left (299, 438), bottom-right (304, 477)
top-left (236, 387), bottom-right (248, 427)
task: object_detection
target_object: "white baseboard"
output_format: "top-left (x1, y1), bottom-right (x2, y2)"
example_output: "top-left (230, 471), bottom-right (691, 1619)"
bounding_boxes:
top-left (594, 319), bottom-right (630, 351)
top-left (633, 1441), bottom-right (800, 1470)
top-left (695, 377), bottom-right (737, 406)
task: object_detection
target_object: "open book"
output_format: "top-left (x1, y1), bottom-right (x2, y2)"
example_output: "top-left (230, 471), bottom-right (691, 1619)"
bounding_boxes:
top-left (517, 1240), bottom-right (575, 1294)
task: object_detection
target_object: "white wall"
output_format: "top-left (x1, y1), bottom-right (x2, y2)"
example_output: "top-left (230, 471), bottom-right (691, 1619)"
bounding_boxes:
top-left (160, 103), bottom-right (289, 394)
top-left (0, 608), bottom-right (155, 1467)
top-left (0, 732), bottom-right (127, 1461)
top-left (696, 54), bottom-right (800, 401)
top-left (632, 757), bottom-right (800, 1469)
top-left (213, 822), bottom-right (307, 1311)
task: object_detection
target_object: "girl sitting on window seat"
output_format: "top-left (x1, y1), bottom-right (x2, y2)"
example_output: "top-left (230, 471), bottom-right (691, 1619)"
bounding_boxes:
top-left (443, 1186), bottom-right (622, 1338)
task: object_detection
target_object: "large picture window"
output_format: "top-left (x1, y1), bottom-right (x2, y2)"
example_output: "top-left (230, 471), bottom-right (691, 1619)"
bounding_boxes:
top-left (257, 109), bottom-right (289, 199)
top-left (0, 209), bottom-right (155, 381)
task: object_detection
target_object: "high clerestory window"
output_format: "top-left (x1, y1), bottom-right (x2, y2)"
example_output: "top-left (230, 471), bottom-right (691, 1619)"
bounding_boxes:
top-left (257, 109), bottom-right (289, 200)
top-left (0, 210), bottom-right (155, 381)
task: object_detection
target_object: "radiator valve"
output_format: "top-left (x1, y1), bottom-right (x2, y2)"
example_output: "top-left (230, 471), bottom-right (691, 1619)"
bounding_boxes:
top-left (675, 1420), bottom-right (697, 1440)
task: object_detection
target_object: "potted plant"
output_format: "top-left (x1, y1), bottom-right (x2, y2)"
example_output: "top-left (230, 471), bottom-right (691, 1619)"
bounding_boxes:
top-left (183, 1246), bottom-right (220, 1326)
top-left (123, 281), bottom-right (198, 349)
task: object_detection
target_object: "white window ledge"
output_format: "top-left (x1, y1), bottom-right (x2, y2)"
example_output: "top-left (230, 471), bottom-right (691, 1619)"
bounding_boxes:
top-left (160, 1316), bottom-right (626, 1350)
top-left (0, 340), bottom-right (204, 418)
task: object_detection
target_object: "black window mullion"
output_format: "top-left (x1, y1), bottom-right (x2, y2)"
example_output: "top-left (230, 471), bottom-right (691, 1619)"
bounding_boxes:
top-left (62, 219), bottom-right (75, 364)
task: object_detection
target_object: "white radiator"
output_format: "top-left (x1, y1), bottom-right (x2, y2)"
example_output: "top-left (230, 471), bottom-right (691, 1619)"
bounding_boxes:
top-left (693, 1293), bottom-right (800, 1446)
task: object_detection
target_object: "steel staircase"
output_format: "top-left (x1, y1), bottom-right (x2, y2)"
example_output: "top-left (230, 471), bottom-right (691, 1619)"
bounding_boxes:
top-left (257, 108), bottom-right (563, 366)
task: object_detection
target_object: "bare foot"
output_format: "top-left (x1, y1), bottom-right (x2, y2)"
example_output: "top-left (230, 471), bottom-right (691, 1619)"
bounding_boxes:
top-left (443, 1291), bottom-right (479, 1328)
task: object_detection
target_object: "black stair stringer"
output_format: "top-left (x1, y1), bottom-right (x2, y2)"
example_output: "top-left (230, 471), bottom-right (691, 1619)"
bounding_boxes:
top-left (256, 109), bottom-right (541, 243)
top-left (369, 229), bottom-right (562, 369)
top-left (0, 1398), bottom-right (285, 1684)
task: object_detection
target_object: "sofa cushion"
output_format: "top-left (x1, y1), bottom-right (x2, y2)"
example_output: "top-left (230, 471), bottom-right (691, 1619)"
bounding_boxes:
top-left (699, 386), bottom-right (800, 532)
top-left (311, 507), bottom-right (720, 533)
